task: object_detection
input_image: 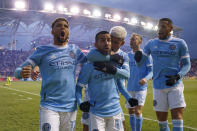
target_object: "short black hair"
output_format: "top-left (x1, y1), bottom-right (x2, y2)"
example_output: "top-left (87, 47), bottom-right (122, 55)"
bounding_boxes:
top-left (159, 18), bottom-right (173, 25)
top-left (51, 17), bottom-right (69, 28)
top-left (95, 31), bottom-right (109, 42)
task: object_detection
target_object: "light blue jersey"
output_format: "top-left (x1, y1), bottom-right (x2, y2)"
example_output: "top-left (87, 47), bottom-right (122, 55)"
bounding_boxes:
top-left (87, 48), bottom-right (130, 79)
top-left (143, 36), bottom-right (190, 89)
top-left (76, 62), bottom-right (130, 117)
top-left (127, 51), bottom-right (153, 91)
top-left (15, 44), bottom-right (87, 112)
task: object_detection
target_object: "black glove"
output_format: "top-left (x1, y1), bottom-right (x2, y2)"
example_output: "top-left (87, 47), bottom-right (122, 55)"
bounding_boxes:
top-left (134, 51), bottom-right (142, 63)
top-left (165, 74), bottom-right (180, 86)
top-left (80, 101), bottom-right (91, 112)
top-left (110, 54), bottom-right (124, 65)
top-left (93, 62), bottom-right (117, 74)
top-left (128, 98), bottom-right (138, 107)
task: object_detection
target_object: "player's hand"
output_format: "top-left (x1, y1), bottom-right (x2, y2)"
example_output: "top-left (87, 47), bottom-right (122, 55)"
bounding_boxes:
top-left (134, 51), bottom-right (142, 63)
top-left (80, 101), bottom-right (91, 112)
top-left (128, 98), bottom-right (138, 107)
top-left (139, 78), bottom-right (147, 86)
top-left (31, 70), bottom-right (40, 81)
top-left (93, 62), bottom-right (117, 74)
top-left (165, 74), bottom-right (180, 86)
top-left (20, 65), bottom-right (32, 78)
top-left (110, 54), bottom-right (124, 65)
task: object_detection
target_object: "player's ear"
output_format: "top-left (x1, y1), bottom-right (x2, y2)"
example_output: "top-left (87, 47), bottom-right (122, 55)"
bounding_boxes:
top-left (121, 40), bottom-right (125, 46)
top-left (51, 29), bottom-right (54, 35)
top-left (94, 42), bottom-right (98, 48)
top-left (169, 24), bottom-right (173, 31)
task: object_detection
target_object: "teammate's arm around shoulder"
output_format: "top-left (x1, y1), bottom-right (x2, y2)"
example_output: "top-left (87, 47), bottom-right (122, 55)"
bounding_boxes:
top-left (115, 53), bottom-right (130, 79)
top-left (87, 48), bottom-right (110, 62)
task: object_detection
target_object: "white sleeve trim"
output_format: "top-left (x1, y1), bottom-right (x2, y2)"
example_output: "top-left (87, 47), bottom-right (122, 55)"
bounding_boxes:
top-left (181, 55), bottom-right (190, 59)
top-left (143, 52), bottom-right (148, 57)
top-left (27, 59), bottom-right (36, 67)
top-left (123, 63), bottom-right (129, 67)
top-left (77, 83), bottom-right (87, 88)
top-left (147, 64), bottom-right (153, 66)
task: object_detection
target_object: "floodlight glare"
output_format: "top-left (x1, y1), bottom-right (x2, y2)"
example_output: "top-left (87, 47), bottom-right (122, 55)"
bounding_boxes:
top-left (83, 9), bottom-right (91, 15)
top-left (57, 5), bottom-right (64, 12)
top-left (70, 6), bottom-right (79, 14)
top-left (93, 10), bottom-right (101, 17)
top-left (113, 14), bottom-right (121, 21)
top-left (141, 21), bottom-right (146, 26)
top-left (154, 26), bottom-right (158, 31)
top-left (105, 14), bottom-right (111, 19)
top-left (146, 23), bottom-right (153, 29)
top-left (15, 1), bottom-right (26, 9)
top-left (123, 17), bottom-right (129, 22)
top-left (44, 3), bottom-right (54, 11)
top-left (170, 30), bottom-right (174, 35)
top-left (131, 18), bottom-right (138, 25)
top-left (63, 8), bottom-right (68, 12)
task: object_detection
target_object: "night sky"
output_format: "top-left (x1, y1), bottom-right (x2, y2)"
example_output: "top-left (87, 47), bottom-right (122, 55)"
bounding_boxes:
top-left (74, 0), bottom-right (197, 58)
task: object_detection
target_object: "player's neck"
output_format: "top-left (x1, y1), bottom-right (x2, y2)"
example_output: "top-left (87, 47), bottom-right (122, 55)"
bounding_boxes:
top-left (133, 47), bottom-right (140, 53)
top-left (53, 41), bottom-right (68, 47)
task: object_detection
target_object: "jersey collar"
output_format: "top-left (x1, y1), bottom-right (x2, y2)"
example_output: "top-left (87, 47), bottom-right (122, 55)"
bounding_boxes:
top-left (158, 35), bottom-right (173, 42)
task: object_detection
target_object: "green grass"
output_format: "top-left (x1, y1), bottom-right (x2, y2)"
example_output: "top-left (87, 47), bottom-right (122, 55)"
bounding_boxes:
top-left (0, 80), bottom-right (197, 131)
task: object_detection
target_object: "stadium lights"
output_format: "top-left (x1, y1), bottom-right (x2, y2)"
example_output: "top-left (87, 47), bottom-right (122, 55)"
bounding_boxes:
top-left (105, 14), bottom-right (112, 19)
top-left (130, 18), bottom-right (138, 25)
top-left (141, 21), bottom-right (146, 26)
top-left (14, 1), bottom-right (26, 10)
top-left (57, 5), bottom-right (64, 12)
top-left (145, 23), bottom-right (153, 29)
top-left (70, 6), bottom-right (80, 15)
top-left (92, 10), bottom-right (102, 17)
top-left (170, 30), bottom-right (174, 35)
top-left (44, 2), bottom-right (54, 11)
top-left (83, 9), bottom-right (91, 16)
top-left (154, 26), bottom-right (158, 31)
top-left (63, 8), bottom-right (68, 12)
top-left (123, 17), bottom-right (129, 23)
top-left (113, 14), bottom-right (121, 21)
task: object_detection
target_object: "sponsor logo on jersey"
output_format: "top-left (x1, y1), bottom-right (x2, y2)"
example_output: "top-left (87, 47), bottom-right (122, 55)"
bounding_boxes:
top-left (154, 45), bottom-right (158, 49)
top-left (69, 51), bottom-right (76, 59)
top-left (50, 55), bottom-right (56, 59)
top-left (42, 123), bottom-right (51, 131)
top-left (169, 44), bottom-right (176, 50)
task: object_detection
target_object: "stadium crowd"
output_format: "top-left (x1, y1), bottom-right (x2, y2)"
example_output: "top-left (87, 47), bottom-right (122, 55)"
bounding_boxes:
top-left (0, 49), bottom-right (31, 77)
top-left (0, 48), bottom-right (196, 78)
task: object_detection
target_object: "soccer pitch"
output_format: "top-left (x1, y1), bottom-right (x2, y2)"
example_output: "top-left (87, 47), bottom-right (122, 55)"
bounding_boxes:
top-left (0, 80), bottom-right (196, 131)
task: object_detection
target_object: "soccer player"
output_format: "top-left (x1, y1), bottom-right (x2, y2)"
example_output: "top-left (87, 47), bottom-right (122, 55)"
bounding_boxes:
top-left (87, 26), bottom-right (130, 79)
top-left (85, 26), bottom-right (130, 130)
top-left (135, 18), bottom-right (191, 131)
top-left (5, 76), bottom-right (11, 86)
top-left (14, 17), bottom-right (87, 131)
top-left (76, 31), bottom-right (138, 131)
top-left (126, 33), bottom-right (153, 131)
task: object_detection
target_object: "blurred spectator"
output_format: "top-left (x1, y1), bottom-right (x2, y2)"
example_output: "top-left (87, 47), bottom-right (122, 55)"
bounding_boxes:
top-left (0, 47), bottom-right (196, 78)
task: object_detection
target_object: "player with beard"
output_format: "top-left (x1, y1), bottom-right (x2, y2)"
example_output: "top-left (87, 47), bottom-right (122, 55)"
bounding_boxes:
top-left (76, 31), bottom-right (137, 131)
top-left (135, 18), bottom-right (191, 131)
top-left (14, 18), bottom-right (87, 131)
top-left (82, 26), bottom-right (137, 131)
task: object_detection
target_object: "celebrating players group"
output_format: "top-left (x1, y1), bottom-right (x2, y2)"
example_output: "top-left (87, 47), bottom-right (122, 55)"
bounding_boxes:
top-left (15, 17), bottom-right (190, 131)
